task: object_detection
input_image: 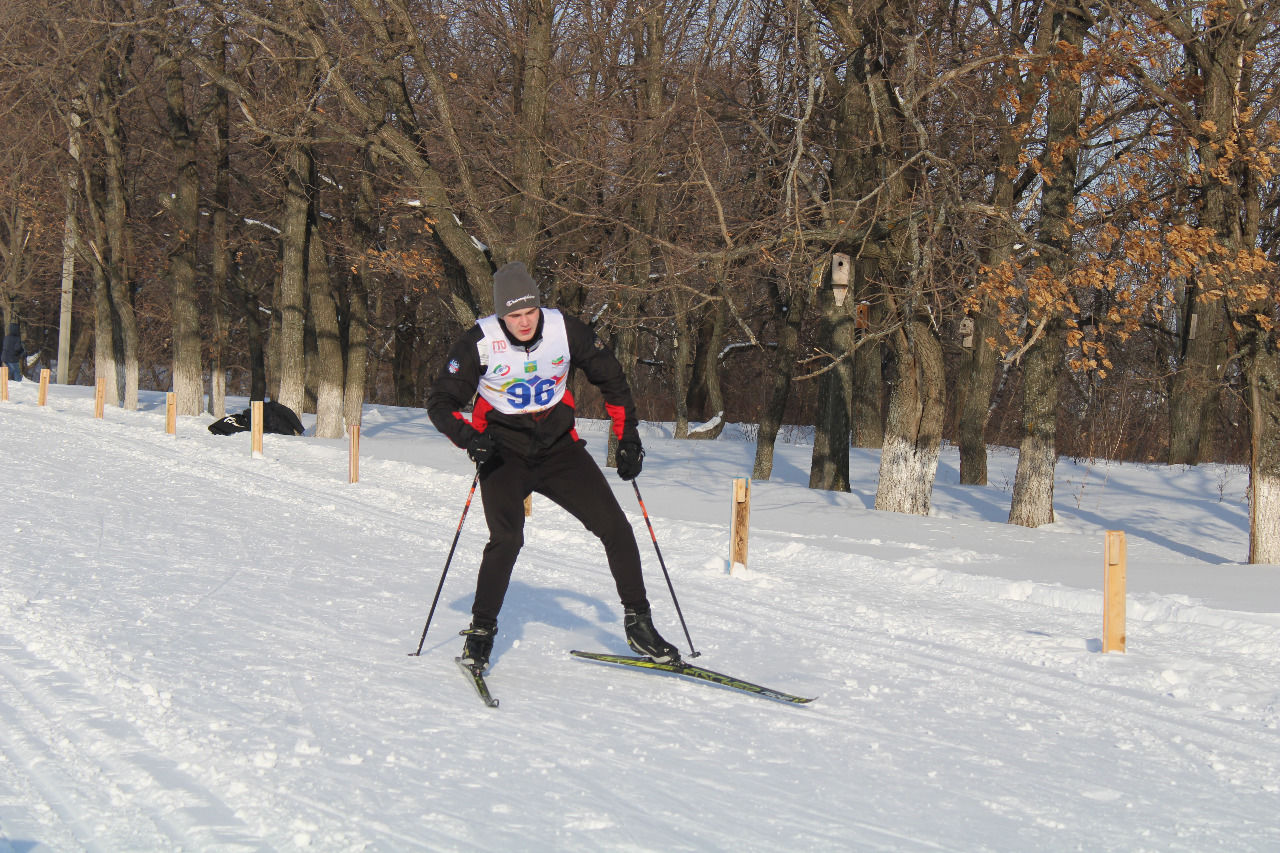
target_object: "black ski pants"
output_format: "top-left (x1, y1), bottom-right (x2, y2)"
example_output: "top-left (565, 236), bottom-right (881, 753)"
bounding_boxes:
top-left (471, 440), bottom-right (648, 625)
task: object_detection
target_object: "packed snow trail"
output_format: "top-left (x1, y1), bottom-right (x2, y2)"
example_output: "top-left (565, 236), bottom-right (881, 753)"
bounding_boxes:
top-left (1, 385), bottom-right (1279, 851)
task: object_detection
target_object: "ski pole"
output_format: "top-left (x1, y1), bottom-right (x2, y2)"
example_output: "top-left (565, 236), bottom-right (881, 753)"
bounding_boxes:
top-left (631, 480), bottom-right (700, 658)
top-left (410, 470), bottom-right (480, 656)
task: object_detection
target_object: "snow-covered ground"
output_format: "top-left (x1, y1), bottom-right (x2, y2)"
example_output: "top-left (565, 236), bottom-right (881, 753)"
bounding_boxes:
top-left (2, 380), bottom-right (1278, 852)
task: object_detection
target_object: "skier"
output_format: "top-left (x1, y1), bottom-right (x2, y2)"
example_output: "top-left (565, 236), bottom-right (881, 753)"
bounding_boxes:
top-left (426, 261), bottom-right (680, 672)
top-left (2, 323), bottom-right (26, 381)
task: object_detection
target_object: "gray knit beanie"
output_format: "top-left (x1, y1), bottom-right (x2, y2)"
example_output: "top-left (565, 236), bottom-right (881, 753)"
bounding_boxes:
top-left (492, 262), bottom-right (541, 316)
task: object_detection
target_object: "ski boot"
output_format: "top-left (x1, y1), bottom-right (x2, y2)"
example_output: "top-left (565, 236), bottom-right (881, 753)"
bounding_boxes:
top-left (459, 620), bottom-right (497, 671)
top-left (624, 606), bottom-right (680, 663)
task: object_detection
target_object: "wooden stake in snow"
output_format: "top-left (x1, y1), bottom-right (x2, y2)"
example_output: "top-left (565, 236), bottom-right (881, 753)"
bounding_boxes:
top-left (251, 400), bottom-right (264, 457)
top-left (38, 369), bottom-right (50, 406)
top-left (94, 377), bottom-right (105, 418)
top-left (1103, 530), bottom-right (1126, 653)
top-left (1, 365), bottom-right (8, 402)
top-left (524, 495), bottom-right (532, 517)
top-left (730, 478), bottom-right (751, 574)
top-left (349, 423), bottom-right (360, 483)
top-left (166, 392), bottom-right (176, 435)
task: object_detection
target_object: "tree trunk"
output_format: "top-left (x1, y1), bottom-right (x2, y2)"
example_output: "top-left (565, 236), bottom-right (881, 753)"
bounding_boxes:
top-left (685, 291), bottom-right (723, 418)
top-left (1008, 320), bottom-right (1065, 526)
top-left (58, 117), bottom-right (81, 386)
top-left (163, 52), bottom-right (203, 416)
top-left (1155, 1), bottom-right (1265, 467)
top-left (1169, 293), bottom-right (1227, 464)
top-left (68, 321), bottom-right (93, 386)
top-left (393, 285), bottom-right (418, 407)
top-left (671, 287), bottom-right (694, 439)
top-left (208, 23), bottom-right (231, 417)
top-left (1007, 3), bottom-right (1085, 527)
top-left (753, 275), bottom-right (808, 480)
top-left (98, 76), bottom-right (139, 410)
top-left (267, 273), bottom-right (281, 403)
top-left (236, 276), bottom-right (268, 403)
top-left (959, 39), bottom-right (1037, 485)
top-left (609, 6), bottom-right (664, 466)
top-left (307, 224), bottom-right (344, 438)
top-left (850, 260), bottom-right (882, 449)
top-left (343, 154), bottom-right (378, 432)
top-left (342, 269), bottom-right (369, 431)
top-left (956, 305), bottom-right (998, 484)
top-left (1245, 337), bottom-right (1280, 563)
top-left (875, 318), bottom-right (945, 514)
top-left (509, 0), bottom-right (552, 267)
top-left (809, 287), bottom-right (854, 491)
top-left (90, 260), bottom-right (118, 406)
top-left (682, 274), bottom-right (728, 440)
top-left (276, 142), bottom-right (312, 411)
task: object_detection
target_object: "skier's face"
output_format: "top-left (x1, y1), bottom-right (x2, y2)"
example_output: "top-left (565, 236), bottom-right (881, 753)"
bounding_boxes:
top-left (503, 307), bottom-right (541, 342)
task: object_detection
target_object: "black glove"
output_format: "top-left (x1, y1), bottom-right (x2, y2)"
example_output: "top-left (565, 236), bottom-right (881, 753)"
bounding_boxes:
top-left (467, 431), bottom-right (498, 466)
top-left (616, 439), bottom-right (644, 480)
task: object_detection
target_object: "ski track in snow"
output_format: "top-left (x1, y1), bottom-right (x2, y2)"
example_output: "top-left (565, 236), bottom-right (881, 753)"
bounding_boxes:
top-left (2, 385), bottom-right (1279, 851)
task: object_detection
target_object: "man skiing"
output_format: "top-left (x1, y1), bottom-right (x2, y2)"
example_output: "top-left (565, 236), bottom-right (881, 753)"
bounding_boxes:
top-left (426, 261), bottom-right (680, 672)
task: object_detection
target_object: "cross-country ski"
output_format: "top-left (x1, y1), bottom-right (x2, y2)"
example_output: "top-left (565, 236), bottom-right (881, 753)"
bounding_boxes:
top-left (570, 650), bottom-right (816, 704)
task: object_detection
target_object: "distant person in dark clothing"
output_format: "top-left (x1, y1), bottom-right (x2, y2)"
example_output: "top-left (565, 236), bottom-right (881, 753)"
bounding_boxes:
top-left (208, 401), bottom-right (306, 436)
top-left (426, 261), bottom-right (679, 673)
top-left (2, 323), bottom-right (26, 381)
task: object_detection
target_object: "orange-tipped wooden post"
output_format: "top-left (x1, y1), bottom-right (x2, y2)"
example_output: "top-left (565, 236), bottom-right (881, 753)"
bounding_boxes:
top-left (251, 400), bottom-right (264, 456)
top-left (1103, 530), bottom-right (1127, 653)
top-left (94, 377), bottom-right (105, 418)
top-left (166, 392), bottom-right (177, 435)
top-left (38, 369), bottom-right (50, 406)
top-left (348, 423), bottom-right (360, 483)
top-left (730, 478), bottom-right (751, 575)
top-left (0, 365), bottom-right (8, 401)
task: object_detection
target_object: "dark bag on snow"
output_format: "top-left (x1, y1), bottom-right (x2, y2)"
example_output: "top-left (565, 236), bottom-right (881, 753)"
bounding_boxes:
top-left (207, 401), bottom-right (305, 436)
top-left (208, 411), bottom-right (250, 435)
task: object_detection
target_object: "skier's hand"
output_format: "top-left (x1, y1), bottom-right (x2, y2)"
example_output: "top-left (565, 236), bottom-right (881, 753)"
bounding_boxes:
top-left (616, 439), bottom-right (644, 480)
top-left (467, 431), bottom-right (498, 466)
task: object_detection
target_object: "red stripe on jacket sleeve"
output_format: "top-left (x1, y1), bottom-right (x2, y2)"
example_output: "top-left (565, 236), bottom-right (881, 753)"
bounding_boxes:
top-left (605, 402), bottom-right (627, 440)
top-left (470, 397), bottom-right (494, 433)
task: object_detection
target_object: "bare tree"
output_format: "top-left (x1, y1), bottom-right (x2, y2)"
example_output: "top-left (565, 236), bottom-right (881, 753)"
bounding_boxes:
top-left (955, 0), bottom-right (1042, 486)
top-left (307, 220), bottom-right (344, 436)
top-left (79, 2), bottom-right (142, 410)
top-left (1117, 0), bottom-right (1280, 557)
top-left (1008, 2), bottom-right (1088, 527)
top-left (156, 6), bottom-right (205, 416)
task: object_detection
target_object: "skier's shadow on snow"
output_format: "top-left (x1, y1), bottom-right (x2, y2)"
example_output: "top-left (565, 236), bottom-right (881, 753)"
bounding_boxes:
top-left (439, 580), bottom-right (628, 665)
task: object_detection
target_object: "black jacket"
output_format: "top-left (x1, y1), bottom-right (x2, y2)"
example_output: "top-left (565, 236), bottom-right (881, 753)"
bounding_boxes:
top-left (1, 324), bottom-right (24, 363)
top-left (427, 311), bottom-right (639, 459)
top-left (208, 401), bottom-right (305, 436)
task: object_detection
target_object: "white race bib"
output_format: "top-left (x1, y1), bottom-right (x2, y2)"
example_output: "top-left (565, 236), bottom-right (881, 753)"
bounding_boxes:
top-left (475, 309), bottom-right (570, 415)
